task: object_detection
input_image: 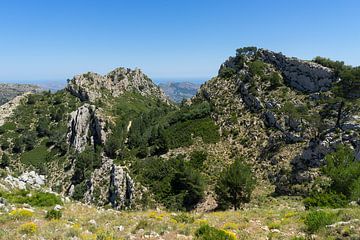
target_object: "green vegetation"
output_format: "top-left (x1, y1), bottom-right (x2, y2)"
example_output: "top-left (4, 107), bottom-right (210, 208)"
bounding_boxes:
top-left (45, 209), bottom-right (62, 220)
top-left (0, 153), bottom-right (10, 168)
top-left (189, 150), bottom-right (208, 169)
top-left (194, 225), bottom-right (236, 240)
top-left (304, 145), bottom-right (360, 208)
top-left (0, 190), bottom-right (62, 207)
top-left (304, 210), bottom-right (337, 233)
top-left (215, 158), bottom-right (256, 210)
top-left (314, 56), bottom-right (360, 99)
top-left (133, 155), bottom-right (205, 211)
top-left (20, 142), bottom-right (49, 169)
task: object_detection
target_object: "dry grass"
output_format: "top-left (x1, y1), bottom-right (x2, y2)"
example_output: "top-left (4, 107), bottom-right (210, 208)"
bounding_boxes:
top-left (0, 197), bottom-right (359, 240)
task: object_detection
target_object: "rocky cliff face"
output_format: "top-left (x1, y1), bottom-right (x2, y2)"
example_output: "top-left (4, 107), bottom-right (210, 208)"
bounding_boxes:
top-left (67, 67), bottom-right (169, 103)
top-left (258, 49), bottom-right (337, 92)
top-left (67, 104), bottom-right (107, 152)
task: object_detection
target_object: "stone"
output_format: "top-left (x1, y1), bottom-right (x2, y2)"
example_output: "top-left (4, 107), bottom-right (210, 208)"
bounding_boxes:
top-left (117, 225), bottom-right (125, 231)
top-left (258, 49), bottom-right (337, 93)
top-left (67, 67), bottom-right (169, 104)
top-left (89, 219), bottom-right (97, 225)
top-left (54, 205), bottom-right (63, 211)
top-left (67, 104), bottom-right (107, 152)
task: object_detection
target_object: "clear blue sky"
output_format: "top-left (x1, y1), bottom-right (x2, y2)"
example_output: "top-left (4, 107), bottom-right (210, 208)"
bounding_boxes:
top-left (0, 0), bottom-right (359, 83)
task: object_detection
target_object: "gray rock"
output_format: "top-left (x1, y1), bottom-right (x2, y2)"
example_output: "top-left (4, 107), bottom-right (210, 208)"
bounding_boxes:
top-left (67, 104), bottom-right (106, 152)
top-left (258, 49), bottom-right (337, 93)
top-left (67, 67), bottom-right (169, 104)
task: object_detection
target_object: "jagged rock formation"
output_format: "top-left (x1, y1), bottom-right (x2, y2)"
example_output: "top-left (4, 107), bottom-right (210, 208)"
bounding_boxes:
top-left (0, 83), bottom-right (42, 105)
top-left (67, 67), bottom-right (169, 103)
top-left (81, 156), bottom-right (135, 209)
top-left (258, 49), bottom-right (337, 92)
top-left (67, 104), bottom-right (107, 152)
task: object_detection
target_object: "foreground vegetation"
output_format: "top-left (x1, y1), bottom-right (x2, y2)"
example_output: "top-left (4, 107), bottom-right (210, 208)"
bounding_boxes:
top-left (1, 194), bottom-right (359, 240)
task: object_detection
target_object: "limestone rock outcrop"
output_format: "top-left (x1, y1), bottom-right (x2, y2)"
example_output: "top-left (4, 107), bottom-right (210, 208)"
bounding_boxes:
top-left (67, 104), bottom-right (107, 152)
top-left (258, 49), bottom-right (337, 93)
top-left (67, 67), bottom-right (169, 103)
top-left (81, 157), bottom-right (135, 209)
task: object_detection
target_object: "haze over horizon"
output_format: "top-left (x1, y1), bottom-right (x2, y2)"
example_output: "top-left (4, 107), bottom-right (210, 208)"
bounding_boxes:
top-left (1, 0), bottom-right (360, 83)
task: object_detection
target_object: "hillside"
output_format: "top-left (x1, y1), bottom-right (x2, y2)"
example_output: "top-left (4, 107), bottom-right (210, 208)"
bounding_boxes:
top-left (159, 82), bottom-right (200, 103)
top-left (0, 47), bottom-right (359, 239)
top-left (0, 83), bottom-right (42, 105)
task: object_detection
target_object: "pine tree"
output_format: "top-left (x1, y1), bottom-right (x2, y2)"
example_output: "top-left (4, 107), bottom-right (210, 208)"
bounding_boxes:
top-left (215, 158), bottom-right (256, 210)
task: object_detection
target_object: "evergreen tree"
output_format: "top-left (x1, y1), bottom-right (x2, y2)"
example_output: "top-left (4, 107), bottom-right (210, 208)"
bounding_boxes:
top-left (215, 158), bottom-right (256, 210)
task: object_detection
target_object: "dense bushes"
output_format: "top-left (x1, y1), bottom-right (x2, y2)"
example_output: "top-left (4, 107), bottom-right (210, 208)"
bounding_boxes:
top-left (45, 209), bottom-right (62, 220)
top-left (215, 158), bottom-right (255, 210)
top-left (0, 153), bottom-right (10, 168)
top-left (1, 190), bottom-right (62, 207)
top-left (314, 56), bottom-right (360, 99)
top-left (304, 145), bottom-right (360, 208)
top-left (133, 156), bottom-right (205, 211)
top-left (304, 210), bottom-right (337, 233)
top-left (195, 225), bottom-right (236, 240)
top-left (304, 191), bottom-right (347, 209)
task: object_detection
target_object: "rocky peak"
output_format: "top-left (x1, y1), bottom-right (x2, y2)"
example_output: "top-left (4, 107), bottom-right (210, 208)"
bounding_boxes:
top-left (66, 67), bottom-right (169, 103)
top-left (221, 47), bottom-right (338, 93)
top-left (257, 49), bottom-right (337, 92)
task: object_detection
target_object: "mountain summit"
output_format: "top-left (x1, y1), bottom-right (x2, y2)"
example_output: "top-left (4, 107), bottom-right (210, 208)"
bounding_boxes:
top-left (67, 67), bottom-right (169, 103)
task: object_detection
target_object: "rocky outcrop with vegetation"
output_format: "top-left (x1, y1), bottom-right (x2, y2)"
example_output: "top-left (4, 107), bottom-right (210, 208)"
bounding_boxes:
top-left (0, 48), bottom-right (359, 215)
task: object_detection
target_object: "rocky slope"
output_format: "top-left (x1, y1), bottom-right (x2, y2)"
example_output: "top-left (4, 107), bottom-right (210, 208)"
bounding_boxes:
top-left (0, 48), bottom-right (359, 214)
top-left (159, 82), bottom-right (200, 103)
top-left (0, 83), bottom-right (41, 105)
top-left (196, 47), bottom-right (360, 195)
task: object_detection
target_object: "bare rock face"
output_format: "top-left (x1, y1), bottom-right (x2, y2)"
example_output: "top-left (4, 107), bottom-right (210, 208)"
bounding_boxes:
top-left (67, 67), bottom-right (169, 103)
top-left (67, 104), bottom-right (107, 152)
top-left (82, 157), bottom-right (135, 209)
top-left (258, 49), bottom-right (337, 93)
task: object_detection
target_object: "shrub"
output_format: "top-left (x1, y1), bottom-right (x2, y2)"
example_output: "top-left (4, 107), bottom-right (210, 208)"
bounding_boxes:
top-left (0, 153), bottom-right (10, 168)
top-left (323, 145), bottom-right (360, 199)
top-left (248, 60), bottom-right (266, 77)
top-left (304, 210), bottom-right (337, 233)
top-left (171, 213), bottom-right (195, 224)
top-left (215, 158), bottom-right (256, 210)
top-left (194, 225), bottom-right (236, 240)
top-left (5, 190), bottom-right (62, 207)
top-left (18, 222), bottom-right (37, 234)
top-left (45, 209), bottom-right (62, 220)
top-left (190, 150), bottom-right (207, 169)
top-left (303, 191), bottom-right (347, 209)
top-left (72, 181), bottom-right (88, 201)
top-left (9, 208), bottom-right (34, 220)
top-left (134, 156), bottom-right (205, 211)
top-left (351, 177), bottom-right (360, 202)
top-left (0, 126), bottom-right (4, 135)
top-left (219, 67), bottom-right (236, 79)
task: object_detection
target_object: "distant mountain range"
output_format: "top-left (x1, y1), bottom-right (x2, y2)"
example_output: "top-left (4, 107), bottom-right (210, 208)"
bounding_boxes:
top-left (158, 82), bottom-right (200, 102)
top-left (0, 83), bottom-right (42, 105)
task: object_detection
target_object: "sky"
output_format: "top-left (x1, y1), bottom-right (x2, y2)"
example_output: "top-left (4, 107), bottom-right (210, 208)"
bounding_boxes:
top-left (0, 0), bottom-right (359, 84)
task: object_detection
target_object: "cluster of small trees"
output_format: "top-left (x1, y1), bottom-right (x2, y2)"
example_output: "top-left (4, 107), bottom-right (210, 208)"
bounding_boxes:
top-left (304, 145), bottom-right (360, 208)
